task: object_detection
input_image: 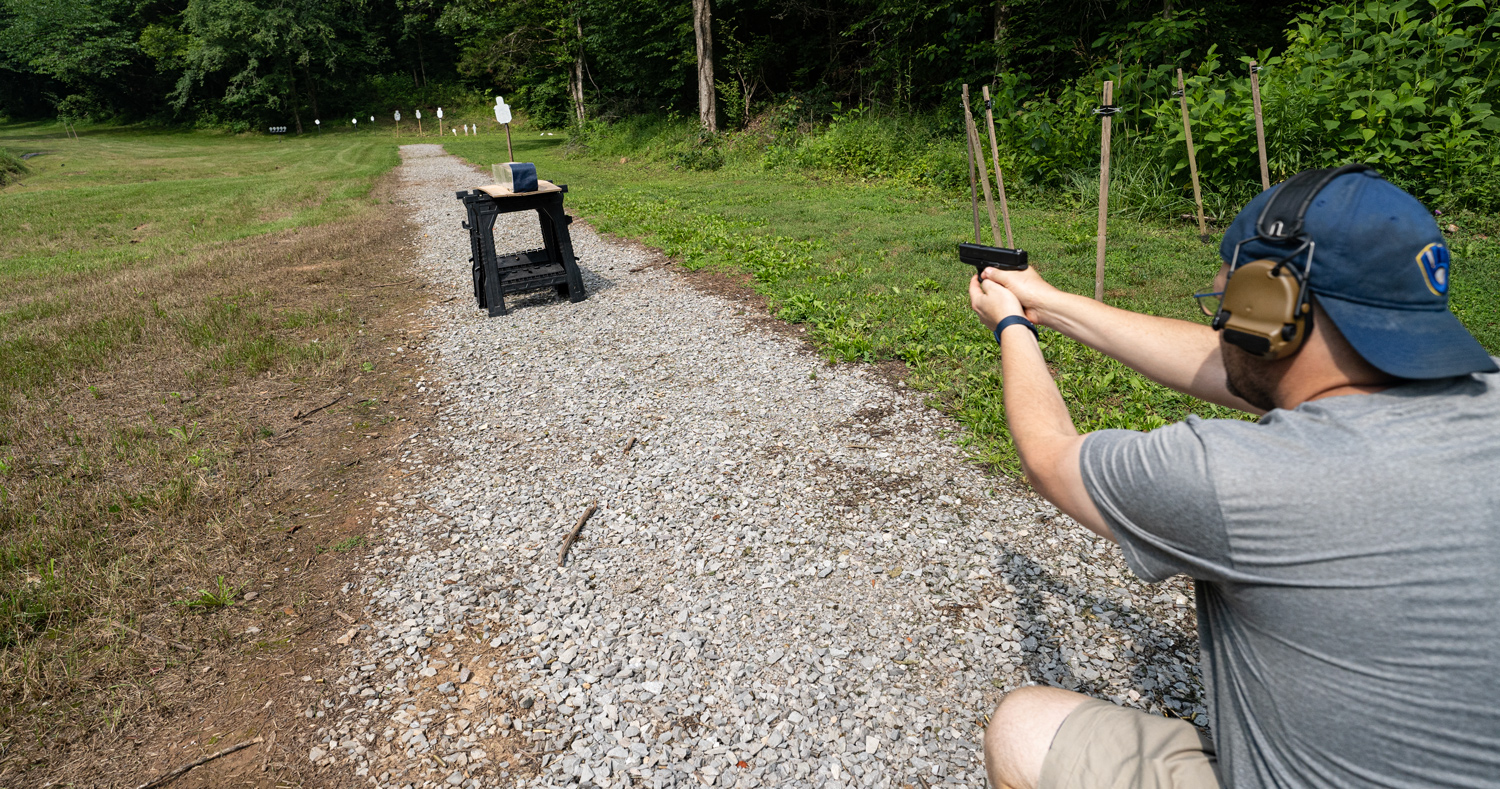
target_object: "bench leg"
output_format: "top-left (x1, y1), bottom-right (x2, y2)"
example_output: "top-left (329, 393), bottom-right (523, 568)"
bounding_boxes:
top-left (481, 215), bottom-right (508, 317)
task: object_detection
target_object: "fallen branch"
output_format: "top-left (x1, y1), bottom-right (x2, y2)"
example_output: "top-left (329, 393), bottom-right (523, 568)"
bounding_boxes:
top-left (293, 394), bottom-right (345, 420)
top-left (113, 622), bottom-right (192, 652)
top-left (368, 278), bottom-right (416, 289)
top-left (557, 503), bottom-right (599, 567)
top-left (135, 736), bottom-right (263, 789)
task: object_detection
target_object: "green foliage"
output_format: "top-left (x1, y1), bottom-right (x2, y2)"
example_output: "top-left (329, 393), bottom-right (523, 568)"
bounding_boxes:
top-left (316, 535), bottom-right (366, 554)
top-left (1148, 0), bottom-right (1500, 212)
top-left (580, 194), bottom-right (819, 283)
top-left (172, 575), bottom-right (237, 610)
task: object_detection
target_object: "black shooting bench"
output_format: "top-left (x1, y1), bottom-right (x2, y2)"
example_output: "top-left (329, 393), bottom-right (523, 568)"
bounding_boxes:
top-left (456, 180), bottom-right (586, 317)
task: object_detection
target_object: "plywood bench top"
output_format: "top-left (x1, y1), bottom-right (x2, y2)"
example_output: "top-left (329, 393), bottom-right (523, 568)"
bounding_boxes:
top-left (475, 180), bottom-right (563, 199)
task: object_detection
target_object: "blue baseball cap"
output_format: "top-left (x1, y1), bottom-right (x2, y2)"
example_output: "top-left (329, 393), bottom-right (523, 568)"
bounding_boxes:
top-left (1220, 168), bottom-right (1497, 379)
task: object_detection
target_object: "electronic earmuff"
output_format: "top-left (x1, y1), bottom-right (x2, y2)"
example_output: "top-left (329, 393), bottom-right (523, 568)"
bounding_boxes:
top-left (1214, 163), bottom-right (1376, 359)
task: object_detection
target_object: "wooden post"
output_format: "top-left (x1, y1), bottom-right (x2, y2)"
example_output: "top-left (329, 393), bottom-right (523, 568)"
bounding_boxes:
top-left (1177, 69), bottom-right (1208, 242)
top-left (1094, 81), bottom-right (1114, 302)
top-left (505, 124), bottom-right (514, 162)
top-left (1249, 60), bottom-right (1269, 190)
top-left (981, 85), bottom-right (1014, 248)
top-left (962, 85), bottom-right (1002, 246)
top-left (962, 87), bottom-right (981, 244)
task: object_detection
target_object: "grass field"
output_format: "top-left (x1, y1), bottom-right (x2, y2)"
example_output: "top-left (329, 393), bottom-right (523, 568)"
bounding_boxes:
top-left (0, 122), bottom-right (422, 769)
top-left (446, 131), bottom-right (1500, 473)
top-left (3, 120), bottom-right (1497, 773)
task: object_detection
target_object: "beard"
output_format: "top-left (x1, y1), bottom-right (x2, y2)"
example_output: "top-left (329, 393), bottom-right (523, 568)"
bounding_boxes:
top-left (1221, 341), bottom-right (1281, 412)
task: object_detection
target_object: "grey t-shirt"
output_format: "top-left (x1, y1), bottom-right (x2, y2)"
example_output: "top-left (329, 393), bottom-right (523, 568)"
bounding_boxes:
top-left (1081, 369), bottom-right (1500, 789)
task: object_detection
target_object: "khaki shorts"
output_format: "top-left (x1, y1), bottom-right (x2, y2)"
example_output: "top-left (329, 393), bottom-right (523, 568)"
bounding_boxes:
top-left (1039, 699), bottom-right (1220, 789)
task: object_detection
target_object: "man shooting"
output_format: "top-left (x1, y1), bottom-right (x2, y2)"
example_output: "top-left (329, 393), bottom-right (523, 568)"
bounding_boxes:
top-left (967, 165), bottom-right (1500, 789)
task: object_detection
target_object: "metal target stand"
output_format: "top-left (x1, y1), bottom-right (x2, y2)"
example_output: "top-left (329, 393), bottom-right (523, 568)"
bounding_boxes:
top-left (456, 182), bottom-right (586, 317)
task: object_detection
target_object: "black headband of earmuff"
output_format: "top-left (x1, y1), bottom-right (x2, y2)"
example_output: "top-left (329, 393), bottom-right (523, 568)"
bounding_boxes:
top-left (1253, 163), bottom-right (1376, 243)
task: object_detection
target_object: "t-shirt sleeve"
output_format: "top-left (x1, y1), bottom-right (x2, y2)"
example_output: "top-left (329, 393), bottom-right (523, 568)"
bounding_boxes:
top-left (1080, 422), bottom-right (1234, 583)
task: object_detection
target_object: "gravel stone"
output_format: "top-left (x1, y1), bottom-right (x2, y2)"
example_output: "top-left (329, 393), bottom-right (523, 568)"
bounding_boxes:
top-left (319, 145), bottom-right (1205, 789)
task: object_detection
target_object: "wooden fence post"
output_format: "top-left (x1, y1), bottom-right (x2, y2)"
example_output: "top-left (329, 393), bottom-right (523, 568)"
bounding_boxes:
top-left (1249, 60), bottom-right (1270, 191)
top-left (962, 85), bottom-right (981, 244)
top-left (1094, 81), bottom-right (1114, 302)
top-left (1177, 69), bottom-right (1208, 242)
top-left (981, 85), bottom-right (1014, 248)
top-left (962, 85), bottom-right (1002, 246)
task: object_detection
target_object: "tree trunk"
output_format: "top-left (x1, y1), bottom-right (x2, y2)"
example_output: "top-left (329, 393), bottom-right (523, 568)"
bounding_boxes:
top-left (571, 17), bottom-right (587, 124)
top-left (302, 64), bottom-right (320, 119)
top-left (417, 36), bottom-right (427, 86)
top-left (993, 1), bottom-right (1010, 69)
top-left (291, 91), bottom-right (303, 134)
top-left (693, 0), bottom-right (717, 133)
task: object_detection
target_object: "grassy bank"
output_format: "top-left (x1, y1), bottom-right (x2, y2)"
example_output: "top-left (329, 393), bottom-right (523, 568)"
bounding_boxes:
top-left (444, 128), bottom-right (1500, 474)
top-left (0, 122), bottom-right (427, 772)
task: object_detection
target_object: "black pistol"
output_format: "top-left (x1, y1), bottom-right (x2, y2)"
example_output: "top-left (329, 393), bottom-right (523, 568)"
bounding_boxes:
top-left (958, 243), bottom-right (1028, 276)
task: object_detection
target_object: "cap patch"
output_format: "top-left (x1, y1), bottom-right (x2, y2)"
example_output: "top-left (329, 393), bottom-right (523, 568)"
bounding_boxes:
top-left (1416, 242), bottom-right (1450, 296)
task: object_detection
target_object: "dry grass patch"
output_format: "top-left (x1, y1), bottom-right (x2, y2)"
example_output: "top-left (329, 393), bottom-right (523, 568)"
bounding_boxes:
top-left (0, 173), bottom-right (441, 785)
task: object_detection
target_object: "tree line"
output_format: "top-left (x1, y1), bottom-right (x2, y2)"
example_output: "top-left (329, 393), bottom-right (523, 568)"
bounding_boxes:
top-left (1, 0), bottom-right (1313, 129)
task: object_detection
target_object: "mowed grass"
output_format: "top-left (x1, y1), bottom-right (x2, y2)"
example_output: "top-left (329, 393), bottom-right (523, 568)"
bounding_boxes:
top-left (0, 123), bottom-right (398, 399)
top-left (443, 133), bottom-right (1500, 473)
top-left (0, 122), bottom-right (394, 277)
top-left (0, 122), bottom-right (411, 756)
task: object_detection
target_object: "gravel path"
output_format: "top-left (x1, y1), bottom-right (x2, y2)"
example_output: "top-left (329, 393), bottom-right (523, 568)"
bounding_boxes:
top-left (312, 144), bottom-right (1204, 789)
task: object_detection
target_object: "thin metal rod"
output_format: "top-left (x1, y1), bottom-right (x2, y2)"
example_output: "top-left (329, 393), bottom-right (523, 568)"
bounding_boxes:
top-left (1177, 69), bottom-right (1208, 242)
top-left (1094, 80), bottom-right (1113, 302)
top-left (981, 85), bottom-right (1014, 248)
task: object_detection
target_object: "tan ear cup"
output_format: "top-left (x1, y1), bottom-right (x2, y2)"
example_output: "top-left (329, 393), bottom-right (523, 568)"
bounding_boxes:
top-left (1218, 259), bottom-right (1308, 359)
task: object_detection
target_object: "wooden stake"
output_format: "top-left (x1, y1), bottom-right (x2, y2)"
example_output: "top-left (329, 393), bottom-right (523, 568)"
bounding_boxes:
top-left (1094, 81), bottom-right (1114, 302)
top-left (505, 123), bottom-right (514, 162)
top-left (981, 85), bottom-right (1014, 248)
top-left (962, 87), bottom-right (981, 244)
top-left (1177, 69), bottom-right (1209, 242)
top-left (961, 85), bottom-right (1002, 247)
top-left (1249, 60), bottom-right (1270, 191)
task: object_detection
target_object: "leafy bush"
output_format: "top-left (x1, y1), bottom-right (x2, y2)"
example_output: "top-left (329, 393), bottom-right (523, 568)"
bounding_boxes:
top-left (1151, 0), bottom-right (1500, 212)
top-left (569, 0), bottom-right (1499, 216)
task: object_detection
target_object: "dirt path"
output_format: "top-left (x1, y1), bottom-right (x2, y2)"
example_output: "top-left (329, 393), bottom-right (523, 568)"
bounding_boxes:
top-left (294, 145), bottom-right (1203, 789)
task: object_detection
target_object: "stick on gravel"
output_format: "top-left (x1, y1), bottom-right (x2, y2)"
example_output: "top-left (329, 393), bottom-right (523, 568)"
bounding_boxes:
top-left (135, 737), bottom-right (263, 789)
top-left (558, 503), bottom-right (598, 566)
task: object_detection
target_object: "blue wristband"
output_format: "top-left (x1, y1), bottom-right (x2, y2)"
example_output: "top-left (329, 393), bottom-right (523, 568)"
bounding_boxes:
top-left (994, 315), bottom-right (1038, 344)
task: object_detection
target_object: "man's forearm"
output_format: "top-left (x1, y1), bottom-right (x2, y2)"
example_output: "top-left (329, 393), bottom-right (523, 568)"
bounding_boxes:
top-left (1031, 288), bottom-right (1259, 413)
top-left (999, 323), bottom-right (1115, 541)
